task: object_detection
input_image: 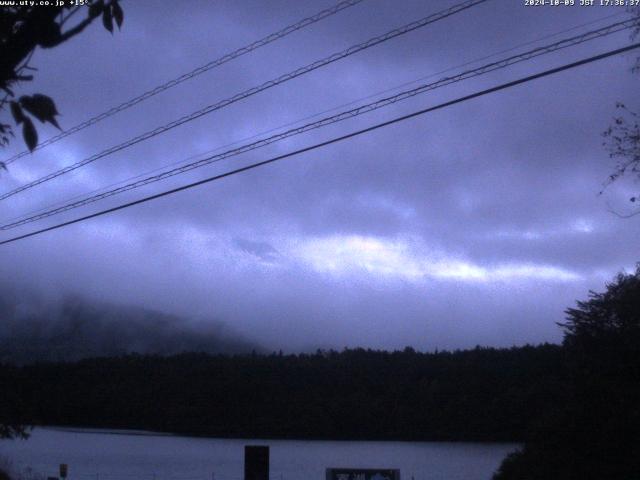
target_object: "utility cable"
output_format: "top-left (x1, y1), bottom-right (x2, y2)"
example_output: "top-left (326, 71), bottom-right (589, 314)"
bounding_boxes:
top-left (0, 0), bottom-right (489, 201)
top-left (2, 10), bottom-right (626, 226)
top-left (1, 41), bottom-right (638, 246)
top-left (1, 18), bottom-right (635, 231)
top-left (2, 0), bottom-right (366, 166)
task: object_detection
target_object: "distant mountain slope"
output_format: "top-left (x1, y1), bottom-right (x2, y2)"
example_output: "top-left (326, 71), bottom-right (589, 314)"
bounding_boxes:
top-left (0, 293), bottom-right (261, 364)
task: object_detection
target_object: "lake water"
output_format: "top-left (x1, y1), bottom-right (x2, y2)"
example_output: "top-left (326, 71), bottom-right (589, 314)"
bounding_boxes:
top-left (0, 428), bottom-right (517, 480)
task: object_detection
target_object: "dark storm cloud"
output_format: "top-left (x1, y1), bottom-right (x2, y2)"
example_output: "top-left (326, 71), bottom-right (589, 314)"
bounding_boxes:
top-left (0, 0), bottom-right (638, 352)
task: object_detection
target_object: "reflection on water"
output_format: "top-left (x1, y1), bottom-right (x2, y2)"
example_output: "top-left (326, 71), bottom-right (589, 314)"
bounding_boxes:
top-left (0, 428), bottom-right (517, 480)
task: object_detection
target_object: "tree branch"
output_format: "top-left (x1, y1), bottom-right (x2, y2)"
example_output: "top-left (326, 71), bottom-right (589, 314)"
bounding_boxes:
top-left (48, 15), bottom-right (96, 48)
top-left (605, 200), bottom-right (640, 218)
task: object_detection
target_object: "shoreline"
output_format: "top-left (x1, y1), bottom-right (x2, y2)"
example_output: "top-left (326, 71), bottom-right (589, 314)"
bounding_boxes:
top-left (35, 426), bottom-right (521, 446)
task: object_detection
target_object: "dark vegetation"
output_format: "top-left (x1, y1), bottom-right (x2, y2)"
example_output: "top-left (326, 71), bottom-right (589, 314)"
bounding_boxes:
top-left (2, 268), bottom-right (638, 480)
top-left (494, 267), bottom-right (640, 479)
top-left (0, 0), bottom-right (123, 155)
top-left (0, 8), bottom-right (637, 476)
top-left (1, 343), bottom-right (564, 442)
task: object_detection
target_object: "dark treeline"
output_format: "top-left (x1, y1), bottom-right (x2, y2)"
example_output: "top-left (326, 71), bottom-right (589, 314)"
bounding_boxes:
top-left (1, 344), bottom-right (565, 442)
top-left (493, 268), bottom-right (640, 479)
top-left (2, 268), bottom-right (638, 478)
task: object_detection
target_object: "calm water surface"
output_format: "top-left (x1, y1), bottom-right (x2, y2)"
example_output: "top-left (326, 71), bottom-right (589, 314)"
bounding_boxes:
top-left (0, 428), bottom-right (517, 480)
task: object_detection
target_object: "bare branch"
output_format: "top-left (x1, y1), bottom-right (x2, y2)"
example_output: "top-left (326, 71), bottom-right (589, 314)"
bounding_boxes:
top-left (605, 200), bottom-right (640, 218)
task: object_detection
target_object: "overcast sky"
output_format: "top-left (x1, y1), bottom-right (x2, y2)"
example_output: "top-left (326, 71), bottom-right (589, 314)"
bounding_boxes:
top-left (1, 0), bottom-right (638, 352)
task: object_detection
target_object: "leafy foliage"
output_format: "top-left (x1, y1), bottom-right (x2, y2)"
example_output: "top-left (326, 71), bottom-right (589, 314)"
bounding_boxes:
top-left (560, 265), bottom-right (640, 347)
top-left (19, 94), bottom-right (60, 129)
top-left (0, 0), bottom-right (123, 152)
top-left (494, 268), bottom-right (640, 480)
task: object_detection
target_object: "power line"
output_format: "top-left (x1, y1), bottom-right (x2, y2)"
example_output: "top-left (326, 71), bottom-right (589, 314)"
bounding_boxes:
top-left (3, 10), bottom-right (626, 227)
top-left (1, 41), bottom-right (638, 247)
top-left (2, 18), bottom-right (636, 231)
top-left (3, 19), bottom-right (634, 229)
top-left (2, 0), bottom-right (365, 166)
top-left (0, 0), bottom-right (489, 202)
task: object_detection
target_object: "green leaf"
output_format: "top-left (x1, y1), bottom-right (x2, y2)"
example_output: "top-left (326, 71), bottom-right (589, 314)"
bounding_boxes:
top-left (102, 8), bottom-right (113, 33)
top-left (112, 0), bottom-right (124, 29)
top-left (10, 101), bottom-right (24, 124)
top-left (19, 94), bottom-right (61, 129)
top-left (22, 117), bottom-right (38, 151)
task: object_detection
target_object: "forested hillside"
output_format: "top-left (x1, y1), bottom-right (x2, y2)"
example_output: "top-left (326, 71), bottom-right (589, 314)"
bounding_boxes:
top-left (1, 345), bottom-right (564, 442)
top-left (0, 294), bottom-right (260, 364)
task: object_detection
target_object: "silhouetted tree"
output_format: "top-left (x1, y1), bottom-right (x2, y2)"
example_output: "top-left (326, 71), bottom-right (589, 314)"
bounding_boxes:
top-left (0, 0), bottom-right (123, 159)
top-left (494, 267), bottom-right (640, 480)
top-left (560, 266), bottom-right (640, 348)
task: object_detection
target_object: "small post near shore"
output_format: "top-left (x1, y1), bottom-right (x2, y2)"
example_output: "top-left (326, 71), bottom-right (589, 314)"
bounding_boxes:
top-left (245, 445), bottom-right (269, 480)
